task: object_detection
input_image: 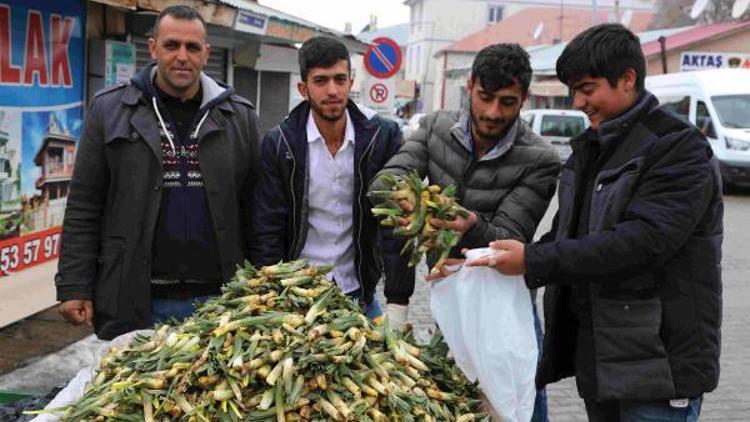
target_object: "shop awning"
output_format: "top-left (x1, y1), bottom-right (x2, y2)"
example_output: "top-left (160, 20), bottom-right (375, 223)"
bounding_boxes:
top-left (88, 0), bottom-right (137, 10)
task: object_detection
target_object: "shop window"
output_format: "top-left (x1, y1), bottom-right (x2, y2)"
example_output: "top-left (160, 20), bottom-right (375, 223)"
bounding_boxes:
top-left (488, 5), bottom-right (504, 24)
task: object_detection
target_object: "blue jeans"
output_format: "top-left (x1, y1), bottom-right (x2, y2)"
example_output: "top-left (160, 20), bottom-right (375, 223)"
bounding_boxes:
top-left (150, 295), bottom-right (214, 325)
top-left (531, 295), bottom-right (549, 422)
top-left (585, 397), bottom-right (702, 422)
top-left (346, 289), bottom-right (384, 320)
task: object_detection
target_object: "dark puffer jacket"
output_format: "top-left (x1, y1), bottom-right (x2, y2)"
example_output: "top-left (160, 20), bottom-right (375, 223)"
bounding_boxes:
top-left (371, 110), bottom-right (560, 256)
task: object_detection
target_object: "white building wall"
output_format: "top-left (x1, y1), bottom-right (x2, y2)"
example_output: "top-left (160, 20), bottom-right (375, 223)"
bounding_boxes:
top-left (407, 0), bottom-right (655, 112)
top-left (406, 0), bottom-right (489, 113)
top-left (438, 53), bottom-right (475, 110)
top-left (350, 53), bottom-right (366, 105)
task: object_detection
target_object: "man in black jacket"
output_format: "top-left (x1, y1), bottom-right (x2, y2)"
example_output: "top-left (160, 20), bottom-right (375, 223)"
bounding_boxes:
top-left (250, 37), bottom-right (414, 328)
top-left (467, 24), bottom-right (723, 421)
top-left (56, 5), bottom-right (261, 340)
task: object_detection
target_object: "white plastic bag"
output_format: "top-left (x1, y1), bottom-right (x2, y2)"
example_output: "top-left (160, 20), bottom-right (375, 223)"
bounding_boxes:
top-left (430, 248), bottom-right (537, 422)
top-left (30, 330), bottom-right (154, 422)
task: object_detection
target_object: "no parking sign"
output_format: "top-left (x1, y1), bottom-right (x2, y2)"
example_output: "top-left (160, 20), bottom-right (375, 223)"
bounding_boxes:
top-left (363, 37), bottom-right (401, 115)
top-left (364, 37), bottom-right (402, 79)
top-left (363, 78), bottom-right (395, 115)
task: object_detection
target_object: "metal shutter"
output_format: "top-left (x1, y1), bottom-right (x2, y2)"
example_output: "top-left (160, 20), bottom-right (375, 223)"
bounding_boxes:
top-left (234, 66), bottom-right (258, 106)
top-left (132, 36), bottom-right (227, 82)
top-left (258, 71), bottom-right (290, 134)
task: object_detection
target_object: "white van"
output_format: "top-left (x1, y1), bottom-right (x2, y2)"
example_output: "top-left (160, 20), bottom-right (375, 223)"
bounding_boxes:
top-left (645, 69), bottom-right (750, 188)
top-left (520, 109), bottom-right (589, 162)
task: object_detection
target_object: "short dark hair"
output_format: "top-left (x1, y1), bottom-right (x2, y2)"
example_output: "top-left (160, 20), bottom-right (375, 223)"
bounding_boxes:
top-left (152, 5), bottom-right (207, 38)
top-left (298, 37), bottom-right (351, 81)
top-left (556, 23), bottom-right (645, 92)
top-left (470, 43), bottom-right (532, 94)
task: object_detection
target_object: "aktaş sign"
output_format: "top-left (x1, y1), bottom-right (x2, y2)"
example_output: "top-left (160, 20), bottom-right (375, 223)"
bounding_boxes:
top-left (680, 51), bottom-right (750, 72)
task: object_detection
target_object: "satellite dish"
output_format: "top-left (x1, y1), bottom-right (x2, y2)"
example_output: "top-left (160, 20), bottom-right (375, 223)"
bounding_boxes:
top-left (732, 0), bottom-right (750, 18)
top-left (690, 0), bottom-right (710, 19)
top-left (533, 22), bottom-right (544, 41)
top-left (621, 10), bottom-right (633, 27)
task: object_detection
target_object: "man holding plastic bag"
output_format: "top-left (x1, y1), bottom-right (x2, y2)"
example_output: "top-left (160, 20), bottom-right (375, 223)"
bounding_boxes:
top-left (370, 43), bottom-right (560, 422)
top-left (468, 24), bottom-right (723, 422)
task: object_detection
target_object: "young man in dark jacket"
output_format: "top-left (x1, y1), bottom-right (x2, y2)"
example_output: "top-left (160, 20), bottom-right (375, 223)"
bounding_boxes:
top-left (56, 6), bottom-right (261, 340)
top-left (468, 24), bottom-right (723, 421)
top-left (250, 37), bottom-right (413, 328)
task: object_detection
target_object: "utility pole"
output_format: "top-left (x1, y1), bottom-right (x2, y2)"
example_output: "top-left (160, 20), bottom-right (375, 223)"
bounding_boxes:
top-left (559, 0), bottom-right (564, 42)
top-left (615, 0), bottom-right (620, 21)
top-left (591, 0), bottom-right (598, 26)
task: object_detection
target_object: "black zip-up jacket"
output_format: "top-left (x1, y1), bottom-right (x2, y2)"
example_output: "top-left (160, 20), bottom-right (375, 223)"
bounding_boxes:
top-left (525, 92), bottom-right (723, 401)
top-left (250, 101), bottom-right (414, 306)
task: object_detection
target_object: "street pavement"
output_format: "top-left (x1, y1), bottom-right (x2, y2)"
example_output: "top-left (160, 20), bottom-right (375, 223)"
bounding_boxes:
top-left (2, 193), bottom-right (749, 421)
top-left (402, 192), bottom-right (750, 421)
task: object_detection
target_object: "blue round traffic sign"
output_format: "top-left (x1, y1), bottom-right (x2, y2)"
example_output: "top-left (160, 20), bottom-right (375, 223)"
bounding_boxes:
top-left (364, 37), bottom-right (402, 79)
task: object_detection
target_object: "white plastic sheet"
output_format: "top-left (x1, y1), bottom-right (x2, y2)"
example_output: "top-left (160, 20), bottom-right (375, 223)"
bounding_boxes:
top-left (430, 248), bottom-right (537, 422)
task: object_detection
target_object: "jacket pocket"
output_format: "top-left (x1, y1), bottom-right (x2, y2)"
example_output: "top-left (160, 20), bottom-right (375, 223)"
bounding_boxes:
top-left (93, 237), bottom-right (126, 318)
top-left (590, 157), bottom-right (644, 232)
top-left (593, 296), bottom-right (675, 400)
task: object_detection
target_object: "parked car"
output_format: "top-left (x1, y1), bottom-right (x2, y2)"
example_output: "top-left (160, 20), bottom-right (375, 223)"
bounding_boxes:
top-left (401, 113), bottom-right (425, 141)
top-left (520, 108), bottom-right (589, 162)
top-left (646, 69), bottom-right (750, 190)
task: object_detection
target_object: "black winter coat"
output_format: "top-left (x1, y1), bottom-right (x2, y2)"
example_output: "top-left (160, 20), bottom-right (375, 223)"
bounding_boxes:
top-left (526, 93), bottom-right (723, 400)
top-left (56, 73), bottom-right (261, 340)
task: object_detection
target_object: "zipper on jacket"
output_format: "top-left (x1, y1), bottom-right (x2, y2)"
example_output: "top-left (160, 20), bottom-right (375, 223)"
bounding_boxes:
top-left (279, 128), bottom-right (299, 258)
top-left (356, 126), bottom-right (381, 300)
top-left (458, 159), bottom-right (476, 203)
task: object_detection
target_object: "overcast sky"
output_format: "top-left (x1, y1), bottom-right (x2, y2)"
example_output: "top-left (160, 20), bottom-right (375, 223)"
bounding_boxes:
top-left (258, 0), bottom-right (410, 34)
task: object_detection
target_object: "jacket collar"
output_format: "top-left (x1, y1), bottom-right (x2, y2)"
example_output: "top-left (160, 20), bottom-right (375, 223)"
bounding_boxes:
top-left (123, 64), bottom-right (236, 162)
top-left (596, 91), bottom-right (658, 150)
top-left (572, 91), bottom-right (659, 154)
top-left (450, 107), bottom-right (518, 161)
top-left (123, 63), bottom-right (236, 114)
top-left (281, 100), bottom-right (380, 162)
top-left (306, 109), bottom-right (356, 148)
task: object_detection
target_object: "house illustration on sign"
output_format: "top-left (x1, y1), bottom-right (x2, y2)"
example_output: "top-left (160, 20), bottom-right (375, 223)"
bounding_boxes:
top-left (0, 112), bottom-right (21, 239)
top-left (27, 114), bottom-right (75, 231)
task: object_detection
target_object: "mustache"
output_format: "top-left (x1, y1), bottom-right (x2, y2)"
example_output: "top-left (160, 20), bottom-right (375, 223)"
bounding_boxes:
top-left (478, 116), bottom-right (506, 125)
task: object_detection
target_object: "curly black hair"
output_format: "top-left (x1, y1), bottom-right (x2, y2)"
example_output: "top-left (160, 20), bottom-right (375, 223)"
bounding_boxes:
top-left (471, 43), bottom-right (532, 94)
top-left (556, 23), bottom-right (646, 92)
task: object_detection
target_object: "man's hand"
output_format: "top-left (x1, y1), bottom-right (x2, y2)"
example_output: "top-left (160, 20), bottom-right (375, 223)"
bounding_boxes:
top-left (59, 300), bottom-right (94, 327)
top-left (465, 239), bottom-right (526, 275)
top-left (429, 212), bottom-right (477, 235)
top-left (425, 258), bottom-right (465, 281)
